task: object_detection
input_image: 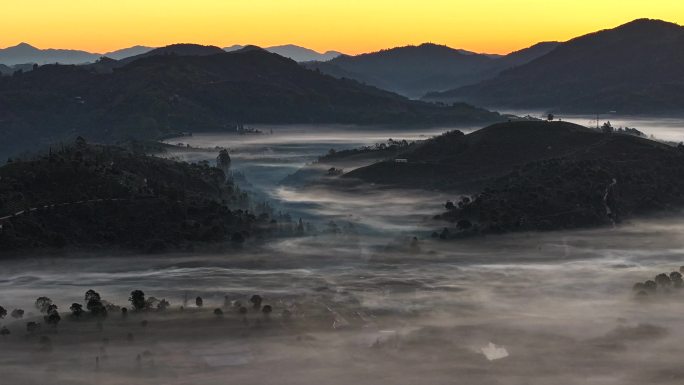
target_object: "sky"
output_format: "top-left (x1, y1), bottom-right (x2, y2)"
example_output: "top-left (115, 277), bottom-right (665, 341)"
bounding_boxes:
top-left (1, 0), bottom-right (683, 55)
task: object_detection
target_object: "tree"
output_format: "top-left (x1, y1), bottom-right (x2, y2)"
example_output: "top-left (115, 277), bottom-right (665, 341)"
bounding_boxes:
top-left (213, 308), bottom-right (223, 317)
top-left (157, 299), bottom-right (170, 311)
top-left (129, 290), bottom-right (146, 311)
top-left (195, 296), bottom-right (203, 307)
top-left (456, 219), bottom-right (473, 230)
top-left (0, 306), bottom-right (6, 319)
top-left (547, 113), bottom-right (554, 121)
top-left (670, 272), bottom-right (683, 288)
top-left (445, 201), bottom-right (455, 210)
top-left (45, 310), bottom-right (61, 328)
top-left (601, 121), bottom-right (614, 134)
top-left (70, 303), bottom-right (84, 318)
top-left (87, 299), bottom-right (107, 317)
top-left (655, 273), bottom-right (672, 289)
top-left (216, 149), bottom-right (231, 170)
top-left (250, 295), bottom-right (262, 309)
top-left (0, 326), bottom-right (9, 337)
top-left (35, 297), bottom-right (53, 313)
top-left (85, 290), bottom-right (101, 303)
top-left (26, 321), bottom-right (40, 334)
top-left (11, 309), bottom-right (24, 319)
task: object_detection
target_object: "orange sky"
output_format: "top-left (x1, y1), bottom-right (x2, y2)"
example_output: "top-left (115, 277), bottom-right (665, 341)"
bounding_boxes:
top-left (1, 0), bottom-right (683, 54)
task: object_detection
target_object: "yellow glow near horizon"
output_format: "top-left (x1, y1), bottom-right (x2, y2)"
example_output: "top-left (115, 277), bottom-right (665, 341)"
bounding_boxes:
top-left (1, 0), bottom-right (683, 55)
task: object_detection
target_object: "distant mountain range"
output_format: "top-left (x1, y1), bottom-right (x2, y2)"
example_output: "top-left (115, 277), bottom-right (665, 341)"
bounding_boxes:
top-left (0, 45), bottom-right (500, 158)
top-left (424, 19), bottom-right (684, 114)
top-left (0, 43), bottom-right (155, 65)
top-left (304, 42), bottom-right (560, 98)
top-left (0, 42), bottom-right (342, 66)
top-left (225, 44), bottom-right (342, 62)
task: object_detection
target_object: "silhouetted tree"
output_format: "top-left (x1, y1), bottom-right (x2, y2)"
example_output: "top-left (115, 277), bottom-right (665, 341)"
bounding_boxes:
top-left (195, 296), bottom-right (203, 307)
top-left (547, 113), bottom-right (554, 121)
top-left (445, 201), bottom-right (455, 210)
top-left (70, 303), bottom-right (84, 318)
top-left (0, 306), bottom-right (6, 319)
top-left (655, 273), bottom-right (672, 289)
top-left (90, 300), bottom-right (107, 317)
top-left (26, 321), bottom-right (40, 334)
top-left (129, 290), bottom-right (146, 311)
top-left (216, 149), bottom-right (231, 170)
top-left (671, 272), bottom-right (683, 288)
top-left (250, 295), bottom-right (262, 309)
top-left (45, 310), bottom-right (61, 328)
top-left (214, 308), bottom-right (223, 317)
top-left (0, 326), bottom-right (9, 337)
top-left (157, 299), bottom-right (170, 311)
top-left (644, 280), bottom-right (657, 293)
top-left (262, 305), bottom-right (273, 315)
top-left (35, 297), bottom-right (53, 313)
top-left (85, 290), bottom-right (101, 303)
top-left (457, 219), bottom-right (472, 230)
top-left (11, 309), bottom-right (24, 319)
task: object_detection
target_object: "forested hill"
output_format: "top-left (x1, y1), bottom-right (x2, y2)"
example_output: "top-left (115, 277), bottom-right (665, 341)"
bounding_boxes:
top-left (0, 139), bottom-right (268, 253)
top-left (0, 46), bottom-right (501, 159)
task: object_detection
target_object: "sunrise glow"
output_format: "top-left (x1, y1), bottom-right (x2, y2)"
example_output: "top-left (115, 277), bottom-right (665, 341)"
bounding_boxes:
top-left (1, 0), bottom-right (683, 54)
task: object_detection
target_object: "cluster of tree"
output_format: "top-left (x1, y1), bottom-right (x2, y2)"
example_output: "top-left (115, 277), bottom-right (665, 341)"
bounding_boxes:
top-left (632, 268), bottom-right (684, 297)
top-left (318, 138), bottom-right (417, 163)
top-left (599, 121), bottom-right (645, 137)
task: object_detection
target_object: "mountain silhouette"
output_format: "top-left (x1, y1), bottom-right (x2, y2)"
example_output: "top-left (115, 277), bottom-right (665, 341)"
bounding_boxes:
top-left (0, 43), bottom-right (100, 65)
top-left (304, 42), bottom-right (558, 98)
top-left (0, 46), bottom-right (500, 158)
top-left (424, 19), bottom-right (684, 114)
top-left (224, 44), bottom-right (342, 62)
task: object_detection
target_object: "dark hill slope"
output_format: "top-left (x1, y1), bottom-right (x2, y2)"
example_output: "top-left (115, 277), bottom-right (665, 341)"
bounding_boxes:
top-left (0, 141), bottom-right (262, 253)
top-left (424, 19), bottom-right (684, 114)
top-left (0, 48), bottom-right (500, 158)
top-left (440, 133), bottom-right (684, 235)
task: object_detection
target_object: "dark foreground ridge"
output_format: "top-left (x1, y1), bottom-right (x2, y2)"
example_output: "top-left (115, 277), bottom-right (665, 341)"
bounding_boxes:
top-left (0, 139), bottom-right (276, 253)
top-left (345, 120), bottom-right (684, 235)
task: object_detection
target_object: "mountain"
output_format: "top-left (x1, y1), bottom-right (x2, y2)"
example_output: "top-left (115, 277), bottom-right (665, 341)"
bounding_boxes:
top-left (493, 41), bottom-right (560, 68)
top-left (0, 43), bottom-right (100, 65)
top-left (103, 45), bottom-right (155, 60)
top-left (304, 43), bottom-right (496, 98)
top-left (118, 43), bottom-right (225, 64)
top-left (424, 19), bottom-right (684, 114)
top-left (0, 45), bottom-right (501, 158)
top-left (224, 44), bottom-right (342, 62)
top-left (304, 42), bottom-right (560, 98)
top-left (266, 45), bottom-right (341, 62)
top-left (0, 140), bottom-right (263, 253)
top-left (345, 120), bottom-right (684, 234)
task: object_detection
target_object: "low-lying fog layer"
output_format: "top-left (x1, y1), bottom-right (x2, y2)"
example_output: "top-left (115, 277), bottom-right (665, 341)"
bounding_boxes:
top-left (3, 124), bottom-right (684, 384)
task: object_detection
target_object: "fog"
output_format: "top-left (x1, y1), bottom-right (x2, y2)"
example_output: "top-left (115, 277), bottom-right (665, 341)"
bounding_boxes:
top-left (3, 124), bottom-right (684, 384)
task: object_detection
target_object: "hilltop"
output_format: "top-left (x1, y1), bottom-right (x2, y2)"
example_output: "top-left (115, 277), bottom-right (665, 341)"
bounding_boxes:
top-left (0, 45), bottom-right (501, 159)
top-left (344, 120), bottom-right (684, 234)
top-left (425, 19), bottom-right (684, 114)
